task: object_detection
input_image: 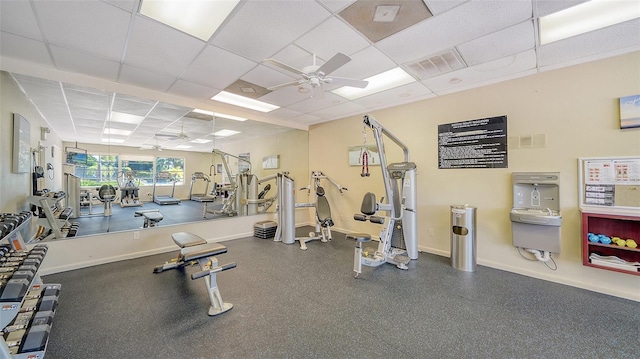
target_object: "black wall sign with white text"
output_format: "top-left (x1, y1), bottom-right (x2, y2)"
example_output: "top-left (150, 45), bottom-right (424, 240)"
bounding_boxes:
top-left (438, 115), bottom-right (508, 169)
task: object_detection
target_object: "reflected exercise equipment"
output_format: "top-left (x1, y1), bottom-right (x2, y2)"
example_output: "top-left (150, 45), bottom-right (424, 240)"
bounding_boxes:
top-left (152, 172), bottom-right (181, 205)
top-left (189, 172), bottom-right (215, 202)
top-left (118, 171), bottom-right (142, 208)
top-left (347, 114), bottom-right (418, 278)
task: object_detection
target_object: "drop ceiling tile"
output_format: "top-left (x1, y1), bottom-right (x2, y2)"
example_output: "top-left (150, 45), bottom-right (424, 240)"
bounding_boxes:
top-left (167, 80), bottom-right (220, 101)
top-left (286, 92), bottom-right (348, 114)
top-left (330, 45), bottom-right (397, 79)
top-left (210, 0), bottom-right (331, 61)
top-left (33, 0), bottom-right (131, 61)
top-left (317, 0), bottom-right (356, 13)
top-left (423, 0), bottom-right (468, 15)
top-left (63, 85), bottom-right (111, 111)
top-left (535, 0), bottom-right (589, 17)
top-left (49, 45), bottom-right (120, 81)
top-left (102, 0), bottom-right (139, 13)
top-left (146, 102), bottom-right (192, 121)
top-left (259, 86), bottom-right (312, 107)
top-left (118, 64), bottom-right (177, 92)
top-left (112, 93), bottom-right (157, 116)
top-left (289, 113), bottom-right (322, 125)
top-left (180, 45), bottom-right (257, 89)
top-left (307, 100), bottom-right (367, 122)
top-left (69, 107), bottom-right (109, 121)
top-left (350, 81), bottom-right (434, 110)
top-left (265, 107), bottom-right (305, 120)
top-left (265, 45), bottom-right (318, 73)
top-left (377, 0), bottom-right (532, 64)
top-left (458, 21), bottom-right (535, 66)
top-left (538, 19), bottom-right (640, 70)
top-left (423, 50), bottom-right (537, 94)
top-left (241, 64), bottom-right (298, 91)
top-left (294, 17), bottom-right (369, 60)
top-left (0, 33), bottom-right (53, 67)
top-left (125, 16), bottom-right (206, 77)
top-left (0, 0), bottom-right (43, 40)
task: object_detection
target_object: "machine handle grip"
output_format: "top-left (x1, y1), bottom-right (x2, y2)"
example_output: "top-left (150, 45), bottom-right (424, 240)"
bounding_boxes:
top-left (191, 262), bottom-right (237, 280)
top-left (353, 214), bottom-right (366, 221)
top-left (369, 216), bottom-right (385, 224)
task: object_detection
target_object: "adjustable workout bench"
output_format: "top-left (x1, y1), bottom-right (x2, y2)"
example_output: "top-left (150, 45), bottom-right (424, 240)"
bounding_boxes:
top-left (134, 209), bottom-right (163, 228)
top-left (153, 232), bottom-right (236, 316)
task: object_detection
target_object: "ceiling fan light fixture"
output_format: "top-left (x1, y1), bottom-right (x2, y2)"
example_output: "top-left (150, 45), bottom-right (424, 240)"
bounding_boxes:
top-left (332, 67), bottom-right (415, 100)
top-left (139, 0), bottom-right (240, 41)
top-left (539, 0), bottom-right (640, 45)
top-left (211, 91), bottom-right (279, 113)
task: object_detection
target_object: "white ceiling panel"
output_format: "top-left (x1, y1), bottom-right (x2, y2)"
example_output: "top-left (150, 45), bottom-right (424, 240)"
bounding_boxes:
top-left (32, 0), bottom-right (131, 62)
top-left (294, 17), bottom-right (370, 60)
top-left (424, 50), bottom-right (537, 94)
top-left (377, 0), bottom-right (533, 64)
top-left (2, 0), bottom-right (638, 150)
top-left (458, 21), bottom-right (535, 66)
top-left (0, 0), bottom-right (43, 40)
top-left (180, 45), bottom-right (257, 89)
top-left (118, 64), bottom-right (176, 92)
top-left (210, 0), bottom-right (331, 61)
top-left (351, 81), bottom-right (434, 110)
top-left (124, 16), bottom-right (206, 77)
top-left (167, 80), bottom-right (220, 101)
top-left (50, 45), bottom-right (120, 81)
top-left (538, 19), bottom-right (640, 69)
top-left (0, 33), bottom-right (53, 67)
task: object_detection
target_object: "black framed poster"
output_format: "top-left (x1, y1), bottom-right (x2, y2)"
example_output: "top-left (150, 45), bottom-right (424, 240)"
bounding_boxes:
top-left (438, 115), bottom-right (507, 169)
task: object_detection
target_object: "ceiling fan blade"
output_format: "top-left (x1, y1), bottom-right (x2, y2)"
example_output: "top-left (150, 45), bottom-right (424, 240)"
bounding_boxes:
top-left (327, 76), bottom-right (369, 89)
top-left (155, 133), bottom-right (179, 140)
top-left (263, 58), bottom-right (305, 75)
top-left (317, 53), bottom-right (351, 76)
top-left (268, 80), bottom-right (304, 91)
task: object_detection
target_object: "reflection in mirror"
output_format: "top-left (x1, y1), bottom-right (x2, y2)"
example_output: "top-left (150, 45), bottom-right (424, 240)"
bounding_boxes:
top-left (11, 73), bottom-right (308, 239)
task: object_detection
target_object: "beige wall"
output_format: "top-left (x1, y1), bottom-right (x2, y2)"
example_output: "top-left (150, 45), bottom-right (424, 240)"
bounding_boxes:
top-left (1, 72), bottom-right (63, 214)
top-left (308, 52), bottom-right (640, 301)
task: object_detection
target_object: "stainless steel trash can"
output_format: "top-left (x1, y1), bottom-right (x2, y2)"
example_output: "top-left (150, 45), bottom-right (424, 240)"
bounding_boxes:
top-left (451, 205), bottom-right (477, 272)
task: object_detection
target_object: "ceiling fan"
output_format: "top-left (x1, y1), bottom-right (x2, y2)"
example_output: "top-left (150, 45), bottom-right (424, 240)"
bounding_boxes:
top-left (264, 53), bottom-right (368, 93)
top-left (155, 120), bottom-right (189, 141)
top-left (140, 137), bottom-right (163, 151)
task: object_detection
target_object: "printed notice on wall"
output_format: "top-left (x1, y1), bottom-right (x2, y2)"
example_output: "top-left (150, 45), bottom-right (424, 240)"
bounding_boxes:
top-left (580, 157), bottom-right (640, 208)
top-left (438, 115), bottom-right (507, 169)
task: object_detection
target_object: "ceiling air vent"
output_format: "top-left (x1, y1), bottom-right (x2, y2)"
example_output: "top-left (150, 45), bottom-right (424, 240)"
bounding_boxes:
top-left (405, 48), bottom-right (467, 80)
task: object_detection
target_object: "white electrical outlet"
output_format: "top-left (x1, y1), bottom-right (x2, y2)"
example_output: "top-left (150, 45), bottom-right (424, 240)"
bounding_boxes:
top-left (133, 231), bottom-right (140, 240)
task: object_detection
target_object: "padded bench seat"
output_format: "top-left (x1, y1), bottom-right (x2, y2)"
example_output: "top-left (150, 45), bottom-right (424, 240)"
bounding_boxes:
top-left (182, 243), bottom-right (227, 262)
top-left (172, 232), bottom-right (207, 247)
top-left (135, 210), bottom-right (163, 228)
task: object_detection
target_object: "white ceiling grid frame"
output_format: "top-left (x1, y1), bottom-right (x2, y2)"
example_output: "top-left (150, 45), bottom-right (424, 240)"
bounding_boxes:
top-left (376, 0), bottom-right (533, 65)
top-left (423, 49), bottom-right (538, 95)
top-left (32, 0), bottom-right (131, 63)
top-left (351, 81), bottom-right (435, 110)
top-left (0, 0), bottom-right (43, 40)
top-left (294, 16), bottom-right (370, 60)
top-left (538, 19), bottom-right (640, 70)
top-left (457, 20), bottom-right (535, 66)
top-left (210, 0), bottom-right (332, 62)
top-left (49, 45), bottom-right (121, 81)
top-left (123, 15), bottom-right (207, 77)
top-left (317, 0), bottom-right (357, 13)
top-left (0, 33), bottom-right (53, 67)
top-left (179, 45), bottom-right (257, 89)
top-left (118, 63), bottom-right (176, 92)
top-left (166, 79), bottom-right (218, 100)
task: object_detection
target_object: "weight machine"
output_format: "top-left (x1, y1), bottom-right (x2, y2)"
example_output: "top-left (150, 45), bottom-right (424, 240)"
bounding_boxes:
top-left (295, 171), bottom-right (347, 250)
top-left (118, 171), bottom-right (142, 207)
top-left (347, 114), bottom-right (418, 277)
top-left (204, 149), bottom-right (253, 217)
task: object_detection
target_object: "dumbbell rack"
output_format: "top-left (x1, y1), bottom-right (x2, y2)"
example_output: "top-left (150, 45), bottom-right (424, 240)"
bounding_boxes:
top-left (0, 213), bottom-right (61, 359)
top-left (27, 192), bottom-right (78, 241)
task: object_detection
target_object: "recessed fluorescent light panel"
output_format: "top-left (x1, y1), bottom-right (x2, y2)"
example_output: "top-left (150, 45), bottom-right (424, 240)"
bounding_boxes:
top-left (110, 112), bottom-right (144, 124)
top-left (211, 91), bottom-right (279, 113)
top-left (214, 129), bottom-right (241, 137)
top-left (332, 67), bottom-right (415, 100)
top-left (539, 0), bottom-right (640, 45)
top-left (175, 145), bottom-right (193, 149)
top-left (103, 128), bottom-right (132, 136)
top-left (194, 108), bottom-right (247, 122)
top-left (139, 0), bottom-right (240, 41)
top-left (190, 139), bottom-right (212, 144)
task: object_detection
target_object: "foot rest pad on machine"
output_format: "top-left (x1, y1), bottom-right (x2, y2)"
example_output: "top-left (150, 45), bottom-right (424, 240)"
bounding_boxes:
top-left (346, 233), bottom-right (372, 242)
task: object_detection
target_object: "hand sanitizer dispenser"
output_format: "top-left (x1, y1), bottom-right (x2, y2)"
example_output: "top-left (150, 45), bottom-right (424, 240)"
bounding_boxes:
top-left (510, 172), bottom-right (562, 259)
